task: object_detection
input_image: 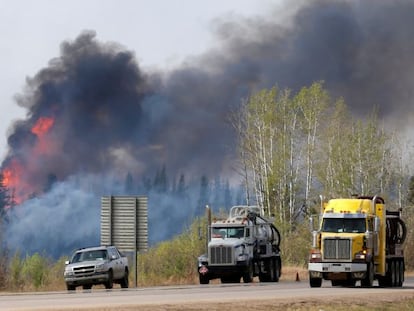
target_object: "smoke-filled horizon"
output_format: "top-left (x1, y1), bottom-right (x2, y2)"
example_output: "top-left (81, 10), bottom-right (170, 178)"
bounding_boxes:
top-left (3, 0), bottom-right (414, 256)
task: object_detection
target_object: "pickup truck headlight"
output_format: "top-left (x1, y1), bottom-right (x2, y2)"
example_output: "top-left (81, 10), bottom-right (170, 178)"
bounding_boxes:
top-left (95, 263), bottom-right (106, 272)
top-left (64, 267), bottom-right (74, 277)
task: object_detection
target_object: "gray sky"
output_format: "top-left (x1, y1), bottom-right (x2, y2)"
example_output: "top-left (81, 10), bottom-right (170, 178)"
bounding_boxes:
top-left (0, 0), bottom-right (279, 158)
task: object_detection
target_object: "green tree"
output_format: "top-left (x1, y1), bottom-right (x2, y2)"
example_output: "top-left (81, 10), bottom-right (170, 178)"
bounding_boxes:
top-left (22, 253), bottom-right (48, 290)
top-left (295, 82), bottom-right (329, 211)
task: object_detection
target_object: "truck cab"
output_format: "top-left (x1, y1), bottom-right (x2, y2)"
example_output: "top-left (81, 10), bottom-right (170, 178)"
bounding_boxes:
top-left (308, 196), bottom-right (405, 288)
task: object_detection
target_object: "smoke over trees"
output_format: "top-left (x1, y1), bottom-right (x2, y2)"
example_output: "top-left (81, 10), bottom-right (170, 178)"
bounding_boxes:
top-left (2, 0), bottom-right (414, 256)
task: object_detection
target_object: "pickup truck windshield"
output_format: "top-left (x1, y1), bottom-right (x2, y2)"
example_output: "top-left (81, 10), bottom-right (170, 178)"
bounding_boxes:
top-left (322, 218), bottom-right (366, 233)
top-left (71, 250), bottom-right (108, 263)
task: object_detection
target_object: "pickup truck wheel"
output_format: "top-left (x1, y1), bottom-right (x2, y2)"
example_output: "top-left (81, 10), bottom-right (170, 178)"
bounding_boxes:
top-left (66, 284), bottom-right (76, 291)
top-left (105, 270), bottom-right (113, 289)
top-left (120, 269), bottom-right (129, 288)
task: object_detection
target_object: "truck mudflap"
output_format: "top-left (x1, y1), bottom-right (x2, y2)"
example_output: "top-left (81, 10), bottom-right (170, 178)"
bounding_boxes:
top-left (308, 262), bottom-right (367, 273)
top-left (199, 265), bottom-right (208, 275)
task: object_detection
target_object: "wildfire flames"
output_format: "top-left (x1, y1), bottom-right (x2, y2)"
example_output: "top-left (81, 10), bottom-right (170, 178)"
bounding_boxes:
top-left (1, 116), bottom-right (56, 205)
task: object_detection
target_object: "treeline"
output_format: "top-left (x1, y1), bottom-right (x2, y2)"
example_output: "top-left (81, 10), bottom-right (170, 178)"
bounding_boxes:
top-left (1, 82), bottom-right (414, 290)
top-left (233, 82), bottom-right (412, 232)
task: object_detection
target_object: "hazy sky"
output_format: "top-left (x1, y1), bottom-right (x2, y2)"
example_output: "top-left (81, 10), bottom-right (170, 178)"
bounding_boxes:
top-left (0, 0), bottom-right (280, 158)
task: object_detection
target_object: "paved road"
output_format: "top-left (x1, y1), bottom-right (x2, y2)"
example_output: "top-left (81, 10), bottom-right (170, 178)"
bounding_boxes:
top-left (1, 278), bottom-right (414, 310)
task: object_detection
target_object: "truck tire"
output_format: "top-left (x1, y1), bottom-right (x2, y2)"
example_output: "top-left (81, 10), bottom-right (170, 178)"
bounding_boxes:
top-left (258, 259), bottom-right (273, 282)
top-left (199, 274), bottom-right (209, 284)
top-left (379, 259), bottom-right (392, 287)
top-left (309, 276), bottom-right (322, 288)
top-left (399, 260), bottom-right (404, 287)
top-left (120, 269), bottom-right (129, 288)
top-left (272, 258), bottom-right (280, 282)
top-left (105, 270), bottom-right (114, 289)
top-left (391, 260), bottom-right (397, 287)
top-left (242, 261), bottom-right (254, 283)
top-left (361, 261), bottom-right (374, 287)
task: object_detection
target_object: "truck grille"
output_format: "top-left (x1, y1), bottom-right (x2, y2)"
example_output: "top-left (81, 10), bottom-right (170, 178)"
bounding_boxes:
top-left (210, 246), bottom-right (233, 265)
top-left (323, 238), bottom-right (351, 260)
top-left (73, 265), bottom-right (95, 276)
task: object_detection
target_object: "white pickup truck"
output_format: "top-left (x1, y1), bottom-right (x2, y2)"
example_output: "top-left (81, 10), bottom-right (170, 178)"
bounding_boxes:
top-left (64, 245), bottom-right (129, 290)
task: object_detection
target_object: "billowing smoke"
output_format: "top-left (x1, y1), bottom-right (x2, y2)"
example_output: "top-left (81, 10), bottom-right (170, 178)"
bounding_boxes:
top-left (3, 0), bottom-right (414, 256)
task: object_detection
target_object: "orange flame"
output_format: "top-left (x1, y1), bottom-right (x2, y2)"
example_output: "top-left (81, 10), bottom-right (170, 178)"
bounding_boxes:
top-left (1, 159), bottom-right (26, 205)
top-left (31, 117), bottom-right (54, 137)
top-left (1, 116), bottom-right (57, 206)
top-left (31, 116), bottom-right (56, 155)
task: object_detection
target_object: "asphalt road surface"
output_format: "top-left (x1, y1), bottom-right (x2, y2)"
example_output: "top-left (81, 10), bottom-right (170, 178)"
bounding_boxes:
top-left (1, 278), bottom-right (414, 310)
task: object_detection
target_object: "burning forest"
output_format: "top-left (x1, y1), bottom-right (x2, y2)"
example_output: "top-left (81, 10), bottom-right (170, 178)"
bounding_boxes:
top-left (2, 0), bottom-right (414, 257)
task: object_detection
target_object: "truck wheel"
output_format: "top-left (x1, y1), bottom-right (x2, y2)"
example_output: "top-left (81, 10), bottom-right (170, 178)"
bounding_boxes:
top-left (391, 260), bottom-right (397, 287)
top-left (120, 269), bottom-right (129, 288)
top-left (309, 277), bottom-right (322, 288)
top-left (361, 261), bottom-right (374, 287)
top-left (399, 260), bottom-right (404, 287)
top-left (242, 261), bottom-right (254, 283)
top-left (273, 259), bottom-right (280, 282)
top-left (105, 270), bottom-right (114, 289)
top-left (66, 284), bottom-right (76, 291)
top-left (379, 260), bottom-right (392, 287)
top-left (258, 259), bottom-right (272, 282)
top-left (199, 274), bottom-right (209, 284)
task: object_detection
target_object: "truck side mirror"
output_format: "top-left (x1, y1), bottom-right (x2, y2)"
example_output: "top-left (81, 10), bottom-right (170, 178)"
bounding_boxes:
top-left (309, 215), bottom-right (320, 232)
top-left (198, 226), bottom-right (203, 240)
top-left (374, 217), bottom-right (380, 233)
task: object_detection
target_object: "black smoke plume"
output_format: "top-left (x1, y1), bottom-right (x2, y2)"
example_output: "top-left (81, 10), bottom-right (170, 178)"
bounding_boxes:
top-left (3, 0), bottom-right (414, 256)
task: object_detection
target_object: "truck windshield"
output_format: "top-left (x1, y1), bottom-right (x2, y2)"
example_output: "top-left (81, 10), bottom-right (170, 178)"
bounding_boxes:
top-left (322, 218), bottom-right (366, 233)
top-left (212, 227), bottom-right (244, 238)
top-left (71, 250), bottom-right (108, 263)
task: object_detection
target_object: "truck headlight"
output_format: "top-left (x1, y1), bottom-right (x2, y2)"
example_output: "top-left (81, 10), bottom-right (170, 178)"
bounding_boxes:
top-left (309, 249), bottom-right (322, 262)
top-left (64, 268), bottom-right (74, 277)
top-left (354, 250), bottom-right (367, 261)
top-left (95, 263), bottom-right (106, 272)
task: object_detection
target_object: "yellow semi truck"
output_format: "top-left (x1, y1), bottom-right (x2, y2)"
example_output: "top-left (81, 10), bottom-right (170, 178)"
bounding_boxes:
top-left (308, 195), bottom-right (406, 287)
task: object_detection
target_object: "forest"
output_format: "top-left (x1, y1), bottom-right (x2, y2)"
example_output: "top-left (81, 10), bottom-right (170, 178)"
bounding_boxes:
top-left (0, 82), bottom-right (413, 290)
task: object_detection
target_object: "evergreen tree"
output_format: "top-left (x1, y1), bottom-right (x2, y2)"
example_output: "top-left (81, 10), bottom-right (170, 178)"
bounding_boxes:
top-left (125, 172), bottom-right (134, 194)
top-left (0, 172), bottom-right (10, 220)
top-left (153, 165), bottom-right (168, 193)
top-left (176, 174), bottom-right (186, 195)
top-left (197, 175), bottom-right (209, 215)
top-left (44, 173), bottom-right (57, 193)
